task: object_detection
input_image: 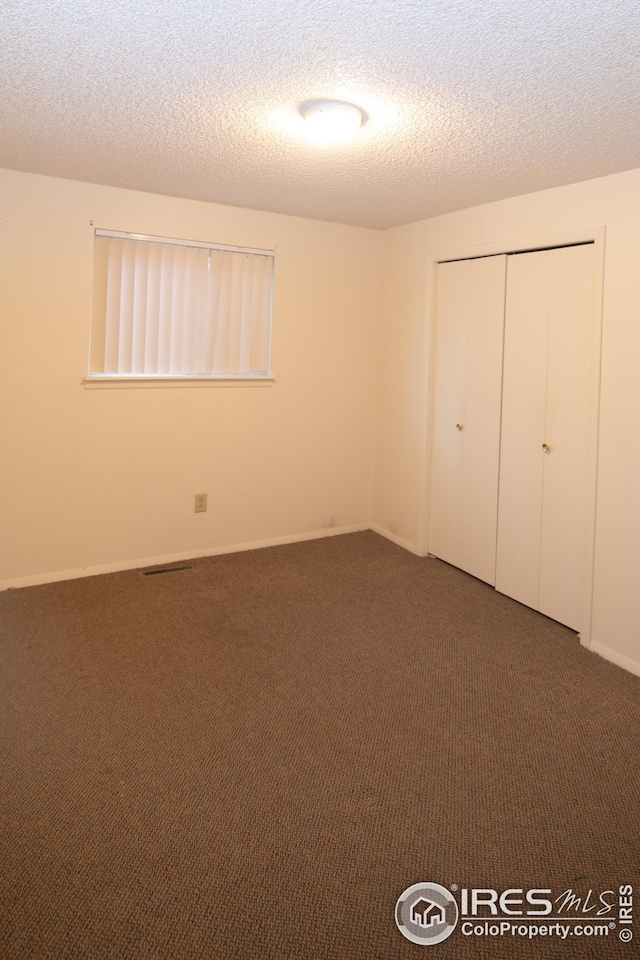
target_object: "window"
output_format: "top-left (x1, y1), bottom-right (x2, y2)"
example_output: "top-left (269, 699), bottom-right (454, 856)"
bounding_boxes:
top-left (89, 231), bottom-right (273, 379)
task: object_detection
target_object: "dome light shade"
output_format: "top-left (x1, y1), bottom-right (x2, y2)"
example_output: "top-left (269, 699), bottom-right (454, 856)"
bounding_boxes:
top-left (300, 100), bottom-right (365, 144)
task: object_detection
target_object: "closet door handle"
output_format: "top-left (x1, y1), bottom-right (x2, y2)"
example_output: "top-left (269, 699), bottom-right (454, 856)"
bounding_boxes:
top-left (542, 443), bottom-right (550, 453)
top-left (456, 423), bottom-right (464, 431)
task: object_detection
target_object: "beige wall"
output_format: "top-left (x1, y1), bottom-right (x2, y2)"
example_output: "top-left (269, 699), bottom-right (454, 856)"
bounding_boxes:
top-left (373, 168), bottom-right (640, 673)
top-left (0, 169), bottom-right (382, 584)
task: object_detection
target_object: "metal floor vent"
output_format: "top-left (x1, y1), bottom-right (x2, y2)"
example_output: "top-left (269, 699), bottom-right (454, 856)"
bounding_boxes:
top-left (142, 564), bottom-right (193, 576)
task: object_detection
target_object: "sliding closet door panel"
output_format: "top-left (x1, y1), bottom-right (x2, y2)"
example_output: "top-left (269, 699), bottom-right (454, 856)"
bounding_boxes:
top-left (538, 244), bottom-right (594, 628)
top-left (430, 260), bottom-right (468, 569)
top-left (496, 244), bottom-right (595, 630)
top-left (460, 256), bottom-right (506, 582)
top-left (495, 251), bottom-right (550, 610)
top-left (430, 255), bottom-right (506, 584)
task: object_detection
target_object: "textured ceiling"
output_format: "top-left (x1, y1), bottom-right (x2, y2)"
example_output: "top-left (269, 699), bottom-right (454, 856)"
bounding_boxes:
top-left (1, 0), bottom-right (639, 229)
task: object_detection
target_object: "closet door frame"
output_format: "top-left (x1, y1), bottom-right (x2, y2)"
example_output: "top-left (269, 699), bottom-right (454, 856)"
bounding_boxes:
top-left (422, 226), bottom-right (605, 648)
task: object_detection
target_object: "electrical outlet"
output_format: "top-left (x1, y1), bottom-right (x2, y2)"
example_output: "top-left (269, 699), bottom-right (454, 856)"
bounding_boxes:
top-left (194, 493), bottom-right (207, 513)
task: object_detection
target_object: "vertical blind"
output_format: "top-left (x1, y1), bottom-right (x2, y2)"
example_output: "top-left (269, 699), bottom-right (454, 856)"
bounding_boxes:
top-left (90, 233), bottom-right (273, 376)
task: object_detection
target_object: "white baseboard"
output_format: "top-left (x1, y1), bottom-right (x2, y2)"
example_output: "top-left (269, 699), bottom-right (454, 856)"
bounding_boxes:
top-left (370, 523), bottom-right (423, 556)
top-left (0, 524), bottom-right (368, 591)
top-left (587, 639), bottom-right (640, 678)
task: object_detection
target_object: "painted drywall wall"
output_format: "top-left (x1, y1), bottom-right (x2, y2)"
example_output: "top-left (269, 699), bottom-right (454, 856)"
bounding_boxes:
top-left (0, 169), bottom-right (382, 584)
top-left (373, 168), bottom-right (640, 673)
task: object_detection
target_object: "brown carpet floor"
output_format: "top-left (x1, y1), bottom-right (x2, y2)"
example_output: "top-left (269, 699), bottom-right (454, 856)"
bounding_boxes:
top-left (1, 531), bottom-right (638, 959)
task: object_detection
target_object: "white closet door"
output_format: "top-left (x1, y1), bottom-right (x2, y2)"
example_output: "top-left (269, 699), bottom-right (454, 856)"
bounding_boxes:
top-left (430, 255), bottom-right (506, 584)
top-left (494, 253), bottom-right (549, 611)
top-left (539, 244), bottom-right (594, 627)
top-left (495, 243), bottom-right (595, 629)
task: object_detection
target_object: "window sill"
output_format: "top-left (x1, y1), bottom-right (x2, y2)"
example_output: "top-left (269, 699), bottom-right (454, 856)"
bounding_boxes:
top-left (83, 375), bottom-right (275, 389)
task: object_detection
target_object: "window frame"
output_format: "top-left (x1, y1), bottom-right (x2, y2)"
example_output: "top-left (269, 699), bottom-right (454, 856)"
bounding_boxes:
top-left (84, 229), bottom-right (275, 387)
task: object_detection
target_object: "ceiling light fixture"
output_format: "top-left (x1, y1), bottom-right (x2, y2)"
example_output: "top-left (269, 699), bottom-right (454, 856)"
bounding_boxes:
top-left (300, 100), bottom-right (366, 145)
